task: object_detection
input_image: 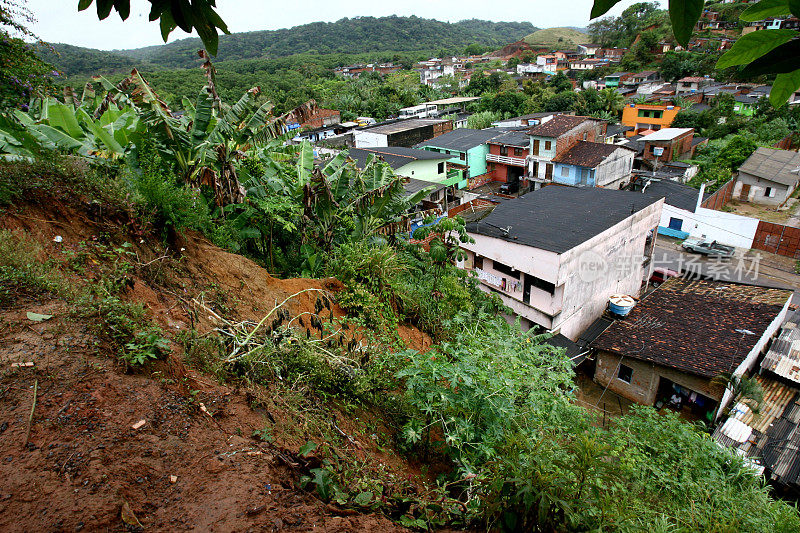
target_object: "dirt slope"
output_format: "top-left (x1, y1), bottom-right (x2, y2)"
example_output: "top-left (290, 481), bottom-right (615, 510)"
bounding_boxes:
top-left (0, 199), bottom-right (424, 531)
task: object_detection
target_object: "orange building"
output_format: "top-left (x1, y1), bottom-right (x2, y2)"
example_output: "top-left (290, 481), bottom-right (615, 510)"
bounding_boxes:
top-left (621, 103), bottom-right (681, 137)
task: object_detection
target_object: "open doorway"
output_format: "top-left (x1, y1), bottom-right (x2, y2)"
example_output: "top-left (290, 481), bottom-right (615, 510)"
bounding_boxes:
top-left (655, 376), bottom-right (717, 424)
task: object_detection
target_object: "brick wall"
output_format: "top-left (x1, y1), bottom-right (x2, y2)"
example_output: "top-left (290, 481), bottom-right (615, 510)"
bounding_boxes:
top-left (554, 122), bottom-right (605, 156)
top-left (701, 178), bottom-right (734, 210)
top-left (753, 221), bottom-right (800, 258)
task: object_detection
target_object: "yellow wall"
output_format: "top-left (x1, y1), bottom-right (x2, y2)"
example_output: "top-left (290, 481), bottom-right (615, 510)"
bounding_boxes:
top-left (621, 104), bottom-right (681, 136)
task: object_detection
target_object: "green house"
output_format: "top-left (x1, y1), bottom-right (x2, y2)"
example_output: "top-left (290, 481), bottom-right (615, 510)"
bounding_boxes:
top-left (733, 95), bottom-right (758, 117)
top-left (414, 129), bottom-right (500, 188)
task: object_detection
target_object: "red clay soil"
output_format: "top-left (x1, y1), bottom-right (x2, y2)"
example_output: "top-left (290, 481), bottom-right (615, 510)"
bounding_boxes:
top-left (0, 201), bottom-right (435, 531)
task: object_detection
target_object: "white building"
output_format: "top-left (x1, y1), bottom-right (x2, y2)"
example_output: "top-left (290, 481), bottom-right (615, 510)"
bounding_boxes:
top-left (460, 187), bottom-right (663, 340)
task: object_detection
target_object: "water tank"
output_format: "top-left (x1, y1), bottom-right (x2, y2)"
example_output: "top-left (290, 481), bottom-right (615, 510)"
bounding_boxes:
top-left (609, 294), bottom-right (636, 316)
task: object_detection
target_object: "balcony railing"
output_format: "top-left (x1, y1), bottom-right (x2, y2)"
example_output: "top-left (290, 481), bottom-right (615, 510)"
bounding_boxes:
top-left (486, 153), bottom-right (527, 166)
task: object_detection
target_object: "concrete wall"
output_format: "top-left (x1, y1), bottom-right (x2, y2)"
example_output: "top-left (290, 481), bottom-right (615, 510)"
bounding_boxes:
top-left (461, 198), bottom-right (663, 340)
top-left (659, 203), bottom-right (758, 249)
top-left (734, 171), bottom-right (794, 206)
top-left (395, 159), bottom-right (448, 183)
top-left (595, 351), bottom-right (725, 406)
top-left (554, 199), bottom-right (663, 340)
top-left (353, 130), bottom-right (388, 148)
top-left (594, 149), bottom-right (634, 188)
top-left (466, 145), bottom-right (490, 178)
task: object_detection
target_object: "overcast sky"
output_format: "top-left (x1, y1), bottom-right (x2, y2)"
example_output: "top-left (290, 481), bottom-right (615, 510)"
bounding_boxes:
top-left (25, 0), bottom-right (666, 51)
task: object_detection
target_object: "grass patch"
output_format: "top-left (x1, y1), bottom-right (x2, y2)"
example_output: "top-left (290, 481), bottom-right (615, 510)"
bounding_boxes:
top-left (0, 229), bottom-right (71, 305)
top-left (0, 155), bottom-right (128, 208)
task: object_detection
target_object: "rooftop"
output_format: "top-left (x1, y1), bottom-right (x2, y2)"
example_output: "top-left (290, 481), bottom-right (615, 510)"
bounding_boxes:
top-left (678, 76), bottom-right (707, 83)
top-left (466, 186), bottom-right (662, 254)
top-left (360, 118), bottom-right (449, 135)
top-left (527, 115), bottom-right (599, 138)
top-left (738, 147), bottom-right (800, 186)
top-left (415, 128), bottom-right (500, 152)
top-left (591, 278), bottom-right (792, 378)
top-left (639, 128), bottom-right (694, 142)
top-left (347, 146), bottom-right (450, 170)
top-left (425, 96), bottom-right (480, 105)
top-left (551, 141), bottom-right (632, 167)
top-left (487, 130), bottom-right (530, 147)
top-left (713, 375), bottom-right (800, 487)
top-left (635, 178), bottom-right (706, 212)
top-left (403, 178), bottom-right (444, 195)
top-left (761, 309), bottom-right (800, 384)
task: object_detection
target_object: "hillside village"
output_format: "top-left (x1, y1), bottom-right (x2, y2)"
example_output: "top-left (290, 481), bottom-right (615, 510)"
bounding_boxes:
top-left (3, 0), bottom-right (800, 531)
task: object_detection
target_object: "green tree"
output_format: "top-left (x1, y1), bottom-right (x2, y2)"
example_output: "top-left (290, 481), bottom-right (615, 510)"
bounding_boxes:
top-left (0, 0), bottom-right (53, 108)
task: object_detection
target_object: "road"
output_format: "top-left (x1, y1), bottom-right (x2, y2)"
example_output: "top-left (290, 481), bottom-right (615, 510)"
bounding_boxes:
top-left (652, 236), bottom-right (800, 302)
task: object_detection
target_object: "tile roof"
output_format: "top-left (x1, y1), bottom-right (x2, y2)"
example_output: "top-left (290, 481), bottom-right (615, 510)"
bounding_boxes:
top-left (466, 186), bottom-right (662, 254)
top-left (347, 147), bottom-right (449, 170)
top-left (678, 76), bottom-right (707, 83)
top-left (591, 278), bottom-right (792, 378)
top-left (551, 141), bottom-right (631, 167)
top-left (526, 115), bottom-right (599, 138)
top-left (414, 128), bottom-right (500, 152)
top-left (738, 147), bottom-right (800, 187)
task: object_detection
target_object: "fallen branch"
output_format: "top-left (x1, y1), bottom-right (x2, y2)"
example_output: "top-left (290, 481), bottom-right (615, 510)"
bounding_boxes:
top-left (23, 379), bottom-right (38, 449)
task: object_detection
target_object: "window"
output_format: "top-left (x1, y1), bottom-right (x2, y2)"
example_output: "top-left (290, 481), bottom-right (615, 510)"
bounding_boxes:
top-left (514, 147), bottom-right (524, 156)
top-left (527, 274), bottom-right (555, 295)
top-left (583, 132), bottom-right (588, 141)
top-left (411, 170), bottom-right (414, 175)
top-left (474, 255), bottom-right (483, 269)
top-left (500, 145), bottom-right (508, 156)
top-left (493, 260), bottom-right (520, 279)
top-left (544, 140), bottom-right (552, 151)
top-left (437, 162), bottom-right (445, 174)
top-left (560, 166), bottom-right (570, 177)
top-left (617, 364), bottom-right (633, 383)
top-left (668, 217), bottom-right (683, 230)
top-left (765, 187), bottom-right (774, 198)
top-left (460, 153), bottom-right (466, 161)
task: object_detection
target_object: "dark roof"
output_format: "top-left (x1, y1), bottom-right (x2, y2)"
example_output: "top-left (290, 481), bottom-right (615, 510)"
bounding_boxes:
top-left (622, 134), bottom-right (645, 155)
top-left (403, 178), bottom-right (443, 195)
top-left (348, 147), bottom-right (449, 170)
top-left (577, 316), bottom-right (614, 347)
top-left (689, 103), bottom-right (711, 112)
top-left (591, 278), bottom-right (792, 378)
top-left (691, 136), bottom-right (708, 147)
top-left (734, 94), bottom-right (758, 104)
top-left (551, 141), bottom-right (631, 167)
top-left (414, 128), bottom-right (500, 152)
top-left (487, 130), bottom-right (530, 147)
top-left (466, 186), bottom-right (662, 254)
top-left (638, 178), bottom-right (705, 212)
top-left (527, 115), bottom-right (598, 138)
top-left (606, 124), bottom-right (634, 136)
top-left (544, 333), bottom-right (588, 364)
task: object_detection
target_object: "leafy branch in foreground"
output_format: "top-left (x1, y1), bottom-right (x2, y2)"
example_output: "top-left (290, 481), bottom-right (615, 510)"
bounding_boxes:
top-left (589, 0), bottom-right (800, 106)
top-left (77, 0), bottom-right (229, 55)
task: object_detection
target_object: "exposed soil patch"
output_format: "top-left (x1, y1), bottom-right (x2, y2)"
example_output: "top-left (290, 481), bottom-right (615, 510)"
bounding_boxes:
top-left (0, 199), bottom-right (435, 530)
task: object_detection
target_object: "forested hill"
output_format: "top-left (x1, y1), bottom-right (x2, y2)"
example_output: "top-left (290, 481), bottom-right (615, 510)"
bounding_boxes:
top-left (43, 16), bottom-right (536, 76)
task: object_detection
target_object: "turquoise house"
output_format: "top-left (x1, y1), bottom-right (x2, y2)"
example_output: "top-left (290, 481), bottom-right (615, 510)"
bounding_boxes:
top-left (415, 129), bottom-right (500, 188)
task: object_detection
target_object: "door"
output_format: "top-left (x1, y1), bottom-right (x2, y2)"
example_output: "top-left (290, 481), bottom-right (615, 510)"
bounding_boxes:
top-left (531, 161), bottom-right (539, 178)
top-left (739, 183), bottom-right (751, 201)
top-left (533, 139), bottom-right (540, 155)
top-left (545, 163), bottom-right (553, 179)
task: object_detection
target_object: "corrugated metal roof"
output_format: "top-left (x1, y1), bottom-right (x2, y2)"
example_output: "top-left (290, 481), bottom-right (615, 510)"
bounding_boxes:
top-left (713, 376), bottom-right (800, 487)
top-left (762, 319), bottom-right (800, 384)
